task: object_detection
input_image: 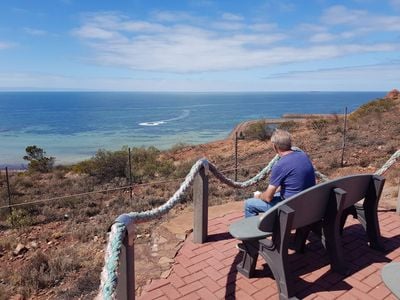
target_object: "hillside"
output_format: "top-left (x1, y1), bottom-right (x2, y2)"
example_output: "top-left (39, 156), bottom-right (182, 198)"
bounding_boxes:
top-left (0, 90), bottom-right (399, 299)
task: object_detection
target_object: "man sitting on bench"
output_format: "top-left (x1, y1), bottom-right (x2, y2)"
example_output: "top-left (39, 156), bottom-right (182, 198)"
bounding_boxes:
top-left (244, 129), bottom-right (316, 218)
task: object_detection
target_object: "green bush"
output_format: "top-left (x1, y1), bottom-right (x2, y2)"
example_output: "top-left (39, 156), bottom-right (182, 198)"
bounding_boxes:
top-left (73, 148), bottom-right (128, 182)
top-left (7, 209), bottom-right (34, 228)
top-left (244, 121), bottom-right (272, 141)
top-left (72, 146), bottom-right (177, 183)
top-left (130, 146), bottom-right (175, 182)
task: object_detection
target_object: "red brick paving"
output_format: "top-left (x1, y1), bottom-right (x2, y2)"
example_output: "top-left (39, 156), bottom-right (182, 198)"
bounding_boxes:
top-left (138, 211), bottom-right (400, 299)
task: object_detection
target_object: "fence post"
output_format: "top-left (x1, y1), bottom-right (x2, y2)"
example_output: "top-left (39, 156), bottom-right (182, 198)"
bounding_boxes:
top-left (193, 166), bottom-right (208, 243)
top-left (128, 148), bottom-right (133, 202)
top-left (396, 185), bottom-right (400, 216)
top-left (115, 219), bottom-right (136, 300)
top-left (5, 167), bottom-right (12, 214)
top-left (340, 107), bottom-right (348, 167)
top-left (235, 132), bottom-right (238, 181)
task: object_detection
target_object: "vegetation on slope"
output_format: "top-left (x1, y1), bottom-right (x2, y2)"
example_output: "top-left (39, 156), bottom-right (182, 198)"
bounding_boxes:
top-left (0, 91), bottom-right (399, 298)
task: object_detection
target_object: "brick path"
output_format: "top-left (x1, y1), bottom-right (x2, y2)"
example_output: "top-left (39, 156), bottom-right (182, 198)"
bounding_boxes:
top-left (139, 211), bottom-right (400, 299)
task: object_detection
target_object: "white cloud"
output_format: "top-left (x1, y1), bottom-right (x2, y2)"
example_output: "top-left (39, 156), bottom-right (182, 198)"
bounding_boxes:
top-left (321, 5), bottom-right (367, 25)
top-left (221, 13), bottom-right (243, 21)
top-left (24, 27), bottom-right (47, 36)
top-left (262, 63), bottom-right (400, 91)
top-left (248, 23), bottom-right (277, 32)
top-left (3, 62), bottom-right (398, 92)
top-left (72, 25), bottom-right (125, 41)
top-left (71, 11), bottom-right (400, 73)
top-left (321, 5), bottom-right (400, 32)
top-left (212, 21), bottom-right (244, 31)
top-left (151, 10), bottom-right (197, 23)
top-left (310, 32), bottom-right (336, 43)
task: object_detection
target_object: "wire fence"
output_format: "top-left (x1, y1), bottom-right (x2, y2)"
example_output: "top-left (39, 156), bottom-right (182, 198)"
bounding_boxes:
top-left (1, 143), bottom-right (397, 213)
top-left (1, 107), bottom-right (399, 216)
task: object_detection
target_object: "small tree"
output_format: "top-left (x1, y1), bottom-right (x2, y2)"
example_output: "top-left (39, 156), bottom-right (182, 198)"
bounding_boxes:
top-left (23, 145), bottom-right (55, 173)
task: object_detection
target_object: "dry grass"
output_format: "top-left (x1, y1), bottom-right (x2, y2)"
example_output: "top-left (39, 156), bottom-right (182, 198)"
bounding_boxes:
top-left (14, 248), bottom-right (82, 296)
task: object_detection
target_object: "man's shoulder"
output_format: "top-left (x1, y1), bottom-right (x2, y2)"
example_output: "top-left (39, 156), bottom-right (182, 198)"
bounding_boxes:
top-left (279, 151), bottom-right (312, 167)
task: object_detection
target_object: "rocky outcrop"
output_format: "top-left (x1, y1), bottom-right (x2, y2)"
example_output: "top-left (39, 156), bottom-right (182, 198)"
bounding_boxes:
top-left (386, 89), bottom-right (399, 99)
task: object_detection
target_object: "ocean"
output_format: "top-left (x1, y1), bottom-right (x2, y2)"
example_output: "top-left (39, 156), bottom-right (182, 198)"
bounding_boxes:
top-left (0, 91), bottom-right (385, 167)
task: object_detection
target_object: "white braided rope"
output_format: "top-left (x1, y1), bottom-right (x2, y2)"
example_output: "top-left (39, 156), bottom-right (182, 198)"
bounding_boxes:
top-left (97, 152), bottom-right (283, 299)
top-left (374, 149), bottom-right (400, 176)
top-left (98, 222), bottom-right (126, 300)
top-left (98, 148), bottom-right (400, 299)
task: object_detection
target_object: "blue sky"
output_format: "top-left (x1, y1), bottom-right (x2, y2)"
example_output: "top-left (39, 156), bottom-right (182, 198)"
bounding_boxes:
top-left (0, 0), bottom-right (399, 91)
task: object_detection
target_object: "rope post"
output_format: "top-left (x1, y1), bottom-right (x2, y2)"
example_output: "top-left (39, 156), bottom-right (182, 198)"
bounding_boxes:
top-left (115, 219), bottom-right (136, 300)
top-left (5, 167), bottom-right (12, 215)
top-left (396, 185), bottom-right (400, 216)
top-left (341, 107), bottom-right (348, 167)
top-left (193, 166), bottom-right (209, 243)
top-left (128, 148), bottom-right (133, 202)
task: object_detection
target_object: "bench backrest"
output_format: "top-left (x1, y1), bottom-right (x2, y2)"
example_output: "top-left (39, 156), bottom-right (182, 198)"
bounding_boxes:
top-left (258, 174), bottom-right (383, 232)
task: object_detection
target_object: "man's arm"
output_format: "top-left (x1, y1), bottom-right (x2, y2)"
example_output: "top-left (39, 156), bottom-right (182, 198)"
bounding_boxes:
top-left (257, 184), bottom-right (278, 202)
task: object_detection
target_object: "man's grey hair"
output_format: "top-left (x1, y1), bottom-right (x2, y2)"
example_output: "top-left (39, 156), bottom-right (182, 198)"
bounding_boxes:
top-left (271, 129), bottom-right (292, 151)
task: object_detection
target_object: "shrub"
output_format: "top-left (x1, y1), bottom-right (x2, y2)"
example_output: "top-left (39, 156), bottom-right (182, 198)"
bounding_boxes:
top-left (173, 160), bottom-right (196, 179)
top-left (309, 119), bottom-right (329, 134)
top-left (73, 148), bottom-right (128, 182)
top-left (278, 120), bottom-right (297, 132)
top-left (350, 98), bottom-right (395, 120)
top-left (7, 209), bottom-right (34, 228)
top-left (23, 145), bottom-right (55, 173)
top-left (129, 146), bottom-right (175, 182)
top-left (91, 148), bottom-right (128, 181)
top-left (244, 121), bottom-right (272, 141)
top-left (17, 248), bottom-right (81, 293)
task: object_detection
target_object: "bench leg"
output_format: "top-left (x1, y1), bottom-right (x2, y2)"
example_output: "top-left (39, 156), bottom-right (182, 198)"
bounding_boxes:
top-left (260, 205), bottom-right (296, 300)
top-left (339, 205), bottom-right (357, 235)
top-left (324, 189), bottom-right (350, 275)
top-left (294, 227), bottom-right (310, 254)
top-left (323, 219), bottom-right (349, 275)
top-left (294, 221), bottom-right (324, 253)
top-left (236, 240), bottom-right (259, 278)
top-left (356, 203), bottom-right (385, 251)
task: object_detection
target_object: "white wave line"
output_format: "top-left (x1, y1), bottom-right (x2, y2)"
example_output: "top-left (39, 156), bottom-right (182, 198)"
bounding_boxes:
top-left (139, 109), bottom-right (190, 126)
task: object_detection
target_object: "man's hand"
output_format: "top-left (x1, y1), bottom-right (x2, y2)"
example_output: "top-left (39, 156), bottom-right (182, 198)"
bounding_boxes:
top-left (254, 191), bottom-right (262, 198)
top-left (259, 184), bottom-right (278, 202)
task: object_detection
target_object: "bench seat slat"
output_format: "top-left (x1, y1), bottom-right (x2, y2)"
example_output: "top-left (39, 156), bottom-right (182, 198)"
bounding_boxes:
top-left (229, 216), bottom-right (272, 241)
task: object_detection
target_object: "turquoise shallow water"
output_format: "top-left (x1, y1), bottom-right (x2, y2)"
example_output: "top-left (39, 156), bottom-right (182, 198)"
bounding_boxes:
top-left (0, 91), bottom-right (385, 166)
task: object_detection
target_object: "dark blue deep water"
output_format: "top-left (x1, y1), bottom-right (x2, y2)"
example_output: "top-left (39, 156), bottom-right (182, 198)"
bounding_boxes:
top-left (0, 91), bottom-right (385, 165)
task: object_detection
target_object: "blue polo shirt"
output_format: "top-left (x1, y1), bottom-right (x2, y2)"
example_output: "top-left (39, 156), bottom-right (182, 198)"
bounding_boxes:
top-left (269, 151), bottom-right (316, 199)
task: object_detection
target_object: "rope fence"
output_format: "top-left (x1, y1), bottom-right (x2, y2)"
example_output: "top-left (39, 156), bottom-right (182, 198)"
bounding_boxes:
top-left (97, 148), bottom-right (400, 299)
top-left (0, 144), bottom-right (398, 212)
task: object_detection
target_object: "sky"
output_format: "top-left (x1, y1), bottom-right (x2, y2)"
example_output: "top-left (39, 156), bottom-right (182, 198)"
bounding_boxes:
top-left (0, 0), bottom-right (399, 92)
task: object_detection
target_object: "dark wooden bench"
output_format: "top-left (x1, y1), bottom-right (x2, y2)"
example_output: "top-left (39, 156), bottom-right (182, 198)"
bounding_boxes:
top-left (229, 174), bottom-right (385, 300)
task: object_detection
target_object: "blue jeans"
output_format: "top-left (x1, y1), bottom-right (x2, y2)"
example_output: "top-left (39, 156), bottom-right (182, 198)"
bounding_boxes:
top-left (244, 194), bottom-right (282, 218)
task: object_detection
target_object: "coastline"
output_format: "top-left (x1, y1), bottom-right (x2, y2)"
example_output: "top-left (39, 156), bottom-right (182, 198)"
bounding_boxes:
top-left (0, 91), bottom-right (387, 167)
